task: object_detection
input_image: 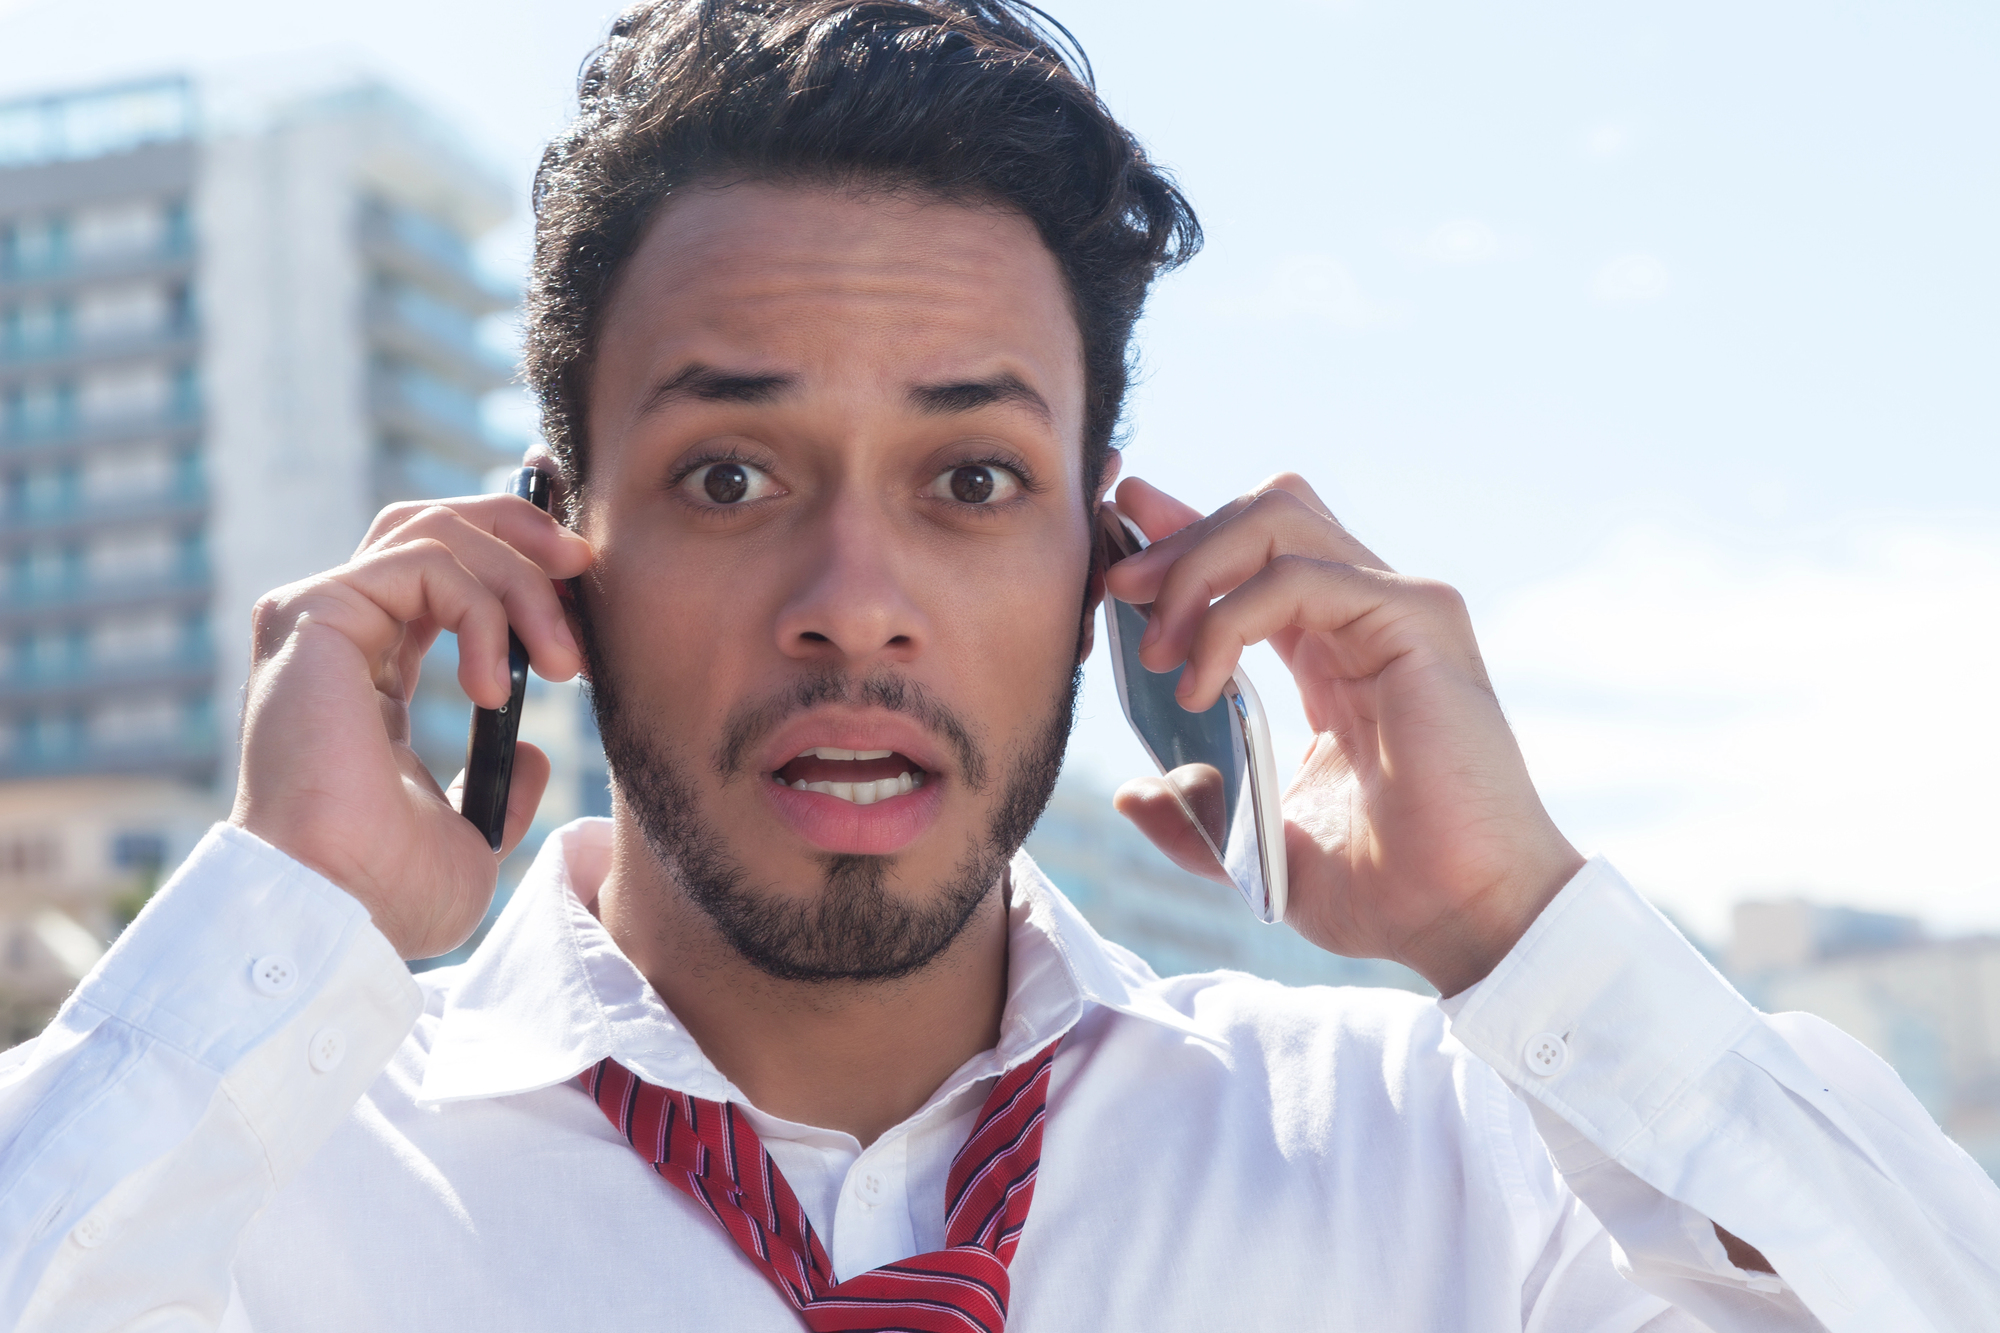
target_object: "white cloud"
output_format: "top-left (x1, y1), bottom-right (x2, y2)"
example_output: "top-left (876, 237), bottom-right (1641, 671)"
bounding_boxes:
top-left (1227, 253), bottom-right (1411, 330)
top-left (1412, 219), bottom-right (1503, 265)
top-left (1593, 253), bottom-right (1671, 302)
top-left (1482, 522), bottom-right (2000, 940)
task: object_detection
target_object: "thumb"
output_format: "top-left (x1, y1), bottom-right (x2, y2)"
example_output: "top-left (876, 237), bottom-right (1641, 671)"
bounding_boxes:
top-left (1113, 773), bottom-right (1231, 885)
top-left (443, 742), bottom-right (552, 860)
top-left (496, 742), bottom-right (552, 860)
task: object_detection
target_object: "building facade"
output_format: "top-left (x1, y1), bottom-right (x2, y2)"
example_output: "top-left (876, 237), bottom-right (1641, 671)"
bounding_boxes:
top-left (1025, 775), bottom-right (1430, 994)
top-left (0, 76), bottom-right (520, 1024)
top-left (1732, 899), bottom-right (2000, 1181)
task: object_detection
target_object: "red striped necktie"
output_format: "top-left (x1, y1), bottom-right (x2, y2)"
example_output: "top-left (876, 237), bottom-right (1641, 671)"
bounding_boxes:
top-left (578, 1039), bottom-right (1058, 1333)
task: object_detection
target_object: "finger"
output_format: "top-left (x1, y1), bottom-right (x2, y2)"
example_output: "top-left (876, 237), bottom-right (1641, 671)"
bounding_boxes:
top-left (1254, 471), bottom-right (1386, 568)
top-left (369, 505), bottom-right (586, 687)
top-left (360, 493), bottom-right (593, 579)
top-left (1108, 474), bottom-right (1387, 615)
top-left (441, 742), bottom-right (550, 861)
top-left (1114, 476), bottom-right (1205, 542)
top-left (1112, 776), bottom-right (1231, 885)
top-left (1127, 488), bottom-right (1374, 674)
top-left (498, 743), bottom-right (551, 859)
top-left (1177, 557), bottom-right (1472, 711)
top-left (262, 541), bottom-right (519, 708)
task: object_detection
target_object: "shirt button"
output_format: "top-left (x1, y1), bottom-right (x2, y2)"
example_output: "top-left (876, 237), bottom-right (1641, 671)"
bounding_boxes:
top-left (308, 1027), bottom-right (347, 1073)
top-left (1524, 1032), bottom-right (1569, 1077)
top-left (251, 955), bottom-right (298, 996)
top-left (853, 1172), bottom-right (883, 1206)
top-left (72, 1214), bottom-right (108, 1248)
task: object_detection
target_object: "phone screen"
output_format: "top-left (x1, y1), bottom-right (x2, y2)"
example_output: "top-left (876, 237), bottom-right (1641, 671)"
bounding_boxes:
top-left (1096, 506), bottom-right (1286, 922)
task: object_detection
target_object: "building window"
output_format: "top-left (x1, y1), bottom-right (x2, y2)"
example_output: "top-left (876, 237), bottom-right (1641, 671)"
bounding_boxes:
top-left (162, 198), bottom-right (191, 255)
top-left (111, 831), bottom-right (166, 871)
top-left (73, 201), bottom-right (165, 264)
top-left (0, 215), bottom-right (69, 278)
top-left (0, 833), bottom-right (60, 877)
top-left (171, 365), bottom-right (198, 417)
top-left (4, 380), bottom-right (76, 438)
top-left (2, 298), bottom-right (72, 356)
top-left (80, 365), bottom-right (168, 423)
top-left (76, 282), bottom-right (168, 345)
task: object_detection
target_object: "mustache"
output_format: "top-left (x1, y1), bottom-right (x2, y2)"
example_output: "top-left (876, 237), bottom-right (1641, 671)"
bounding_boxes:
top-left (712, 670), bottom-right (988, 791)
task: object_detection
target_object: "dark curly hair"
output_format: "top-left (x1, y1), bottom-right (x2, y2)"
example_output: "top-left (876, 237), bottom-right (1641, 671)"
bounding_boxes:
top-left (523, 0), bottom-right (1201, 508)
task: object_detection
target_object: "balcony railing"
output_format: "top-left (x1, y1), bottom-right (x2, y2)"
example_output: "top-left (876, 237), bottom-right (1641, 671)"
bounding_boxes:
top-left (364, 294), bottom-right (512, 391)
top-left (0, 563), bottom-right (209, 632)
top-left (369, 368), bottom-right (511, 470)
top-left (0, 76), bottom-right (195, 172)
top-left (0, 322), bottom-right (199, 378)
top-left (0, 723), bottom-right (217, 782)
top-left (0, 401), bottom-right (200, 458)
top-left (0, 234), bottom-right (195, 297)
top-left (357, 206), bottom-right (514, 316)
top-left (0, 477), bottom-right (207, 549)
top-left (0, 644), bottom-right (215, 708)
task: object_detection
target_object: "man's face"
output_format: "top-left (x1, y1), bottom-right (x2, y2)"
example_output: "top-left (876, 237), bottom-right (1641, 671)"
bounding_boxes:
top-left (576, 181), bottom-right (1097, 981)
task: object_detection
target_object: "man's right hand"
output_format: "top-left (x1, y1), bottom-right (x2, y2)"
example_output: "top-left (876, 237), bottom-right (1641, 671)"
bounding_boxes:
top-left (229, 494), bottom-right (594, 959)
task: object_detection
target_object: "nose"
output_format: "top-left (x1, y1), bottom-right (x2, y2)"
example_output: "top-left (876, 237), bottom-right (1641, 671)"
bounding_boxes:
top-left (772, 496), bottom-right (930, 669)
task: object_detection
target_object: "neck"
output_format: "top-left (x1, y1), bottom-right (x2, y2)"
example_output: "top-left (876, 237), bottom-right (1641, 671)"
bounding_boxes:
top-left (595, 822), bottom-right (1011, 1147)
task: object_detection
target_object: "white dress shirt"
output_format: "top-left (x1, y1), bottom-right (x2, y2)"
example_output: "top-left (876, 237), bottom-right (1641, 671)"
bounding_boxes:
top-left (3, 817), bottom-right (1997, 1331)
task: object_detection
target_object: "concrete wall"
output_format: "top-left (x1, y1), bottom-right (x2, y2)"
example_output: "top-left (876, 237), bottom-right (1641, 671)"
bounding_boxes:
top-left (197, 114), bottom-right (378, 788)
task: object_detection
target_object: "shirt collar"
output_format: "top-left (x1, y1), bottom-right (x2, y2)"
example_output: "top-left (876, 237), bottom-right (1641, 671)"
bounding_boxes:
top-left (418, 817), bottom-right (1212, 1110)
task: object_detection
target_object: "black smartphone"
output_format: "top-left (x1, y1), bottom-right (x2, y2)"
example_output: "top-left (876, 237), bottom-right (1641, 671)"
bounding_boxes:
top-left (458, 466), bottom-right (552, 851)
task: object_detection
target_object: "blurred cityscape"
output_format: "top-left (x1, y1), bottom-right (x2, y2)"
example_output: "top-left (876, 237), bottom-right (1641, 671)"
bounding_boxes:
top-left (2, 74), bottom-right (1995, 1184)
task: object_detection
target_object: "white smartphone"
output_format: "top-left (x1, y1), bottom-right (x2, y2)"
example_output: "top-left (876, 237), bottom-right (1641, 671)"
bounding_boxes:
top-left (1096, 505), bottom-right (1288, 924)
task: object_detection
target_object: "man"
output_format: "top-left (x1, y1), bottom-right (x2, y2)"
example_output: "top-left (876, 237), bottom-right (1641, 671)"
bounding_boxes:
top-left (3, 2), bottom-right (1996, 1329)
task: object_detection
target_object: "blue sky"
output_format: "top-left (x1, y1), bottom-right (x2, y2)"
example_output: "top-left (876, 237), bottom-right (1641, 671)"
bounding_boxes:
top-left (4, 0), bottom-right (1995, 939)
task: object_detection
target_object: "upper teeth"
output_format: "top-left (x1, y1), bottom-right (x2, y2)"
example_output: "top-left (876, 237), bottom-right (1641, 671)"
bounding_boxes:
top-left (796, 747), bottom-right (895, 761)
top-left (789, 772), bottom-right (920, 804)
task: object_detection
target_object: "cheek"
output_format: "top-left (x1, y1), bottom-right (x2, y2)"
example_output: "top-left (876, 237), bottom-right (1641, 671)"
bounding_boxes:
top-left (933, 550), bottom-right (1087, 703)
top-left (587, 531), bottom-right (771, 712)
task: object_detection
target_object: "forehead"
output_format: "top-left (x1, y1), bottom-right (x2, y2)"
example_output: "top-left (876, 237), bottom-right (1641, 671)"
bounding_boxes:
top-left (591, 180), bottom-right (1084, 438)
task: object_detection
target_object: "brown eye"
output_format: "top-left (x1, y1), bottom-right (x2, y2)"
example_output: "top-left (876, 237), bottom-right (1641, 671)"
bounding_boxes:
top-left (927, 462), bottom-right (1021, 506)
top-left (705, 462), bottom-right (748, 503)
top-left (681, 459), bottom-right (778, 507)
top-left (952, 465), bottom-right (995, 503)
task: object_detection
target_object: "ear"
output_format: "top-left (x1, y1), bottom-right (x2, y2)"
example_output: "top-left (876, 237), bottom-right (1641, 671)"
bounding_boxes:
top-left (525, 443), bottom-right (590, 679)
top-left (1096, 448), bottom-right (1123, 502)
top-left (524, 442), bottom-right (577, 526)
top-left (1076, 452), bottom-right (1124, 666)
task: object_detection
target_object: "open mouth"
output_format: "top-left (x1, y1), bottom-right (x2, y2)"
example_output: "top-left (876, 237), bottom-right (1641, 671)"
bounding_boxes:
top-left (771, 747), bottom-right (929, 805)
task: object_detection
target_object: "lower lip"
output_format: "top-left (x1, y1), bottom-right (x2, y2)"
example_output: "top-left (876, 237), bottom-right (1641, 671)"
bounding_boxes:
top-left (762, 776), bottom-right (946, 855)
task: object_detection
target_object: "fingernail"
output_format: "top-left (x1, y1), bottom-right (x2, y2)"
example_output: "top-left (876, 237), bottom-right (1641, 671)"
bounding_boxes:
top-left (555, 619), bottom-right (579, 656)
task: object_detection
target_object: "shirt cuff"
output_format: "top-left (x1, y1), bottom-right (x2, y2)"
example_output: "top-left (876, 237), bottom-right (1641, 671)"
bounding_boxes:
top-left (63, 822), bottom-right (420, 1077)
top-left (1439, 855), bottom-right (1758, 1157)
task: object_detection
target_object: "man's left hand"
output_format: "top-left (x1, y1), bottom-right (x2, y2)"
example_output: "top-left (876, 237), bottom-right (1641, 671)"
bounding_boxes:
top-left (1103, 473), bottom-right (1584, 996)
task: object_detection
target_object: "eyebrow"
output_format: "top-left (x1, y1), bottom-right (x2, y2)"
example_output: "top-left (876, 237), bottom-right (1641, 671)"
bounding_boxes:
top-left (907, 373), bottom-right (1052, 425)
top-left (638, 363), bottom-right (796, 417)
top-left (636, 363), bottom-right (1053, 426)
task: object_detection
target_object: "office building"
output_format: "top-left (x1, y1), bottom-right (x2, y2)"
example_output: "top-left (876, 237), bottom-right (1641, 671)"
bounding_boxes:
top-left (0, 75), bottom-right (521, 1023)
top-left (1025, 775), bottom-right (1430, 994)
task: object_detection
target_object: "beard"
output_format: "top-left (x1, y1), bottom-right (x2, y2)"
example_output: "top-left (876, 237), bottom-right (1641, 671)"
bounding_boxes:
top-left (573, 591), bottom-right (1082, 983)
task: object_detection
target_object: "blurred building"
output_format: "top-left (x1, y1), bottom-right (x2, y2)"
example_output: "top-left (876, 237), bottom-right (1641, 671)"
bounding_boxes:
top-left (1731, 899), bottom-right (2000, 1181)
top-left (0, 74), bottom-right (520, 1024)
top-left (1026, 775), bottom-right (1430, 995)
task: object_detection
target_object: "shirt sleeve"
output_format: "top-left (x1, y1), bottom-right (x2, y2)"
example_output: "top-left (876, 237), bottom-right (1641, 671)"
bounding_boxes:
top-left (0, 823), bottom-right (423, 1333)
top-left (1441, 856), bottom-right (2000, 1333)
